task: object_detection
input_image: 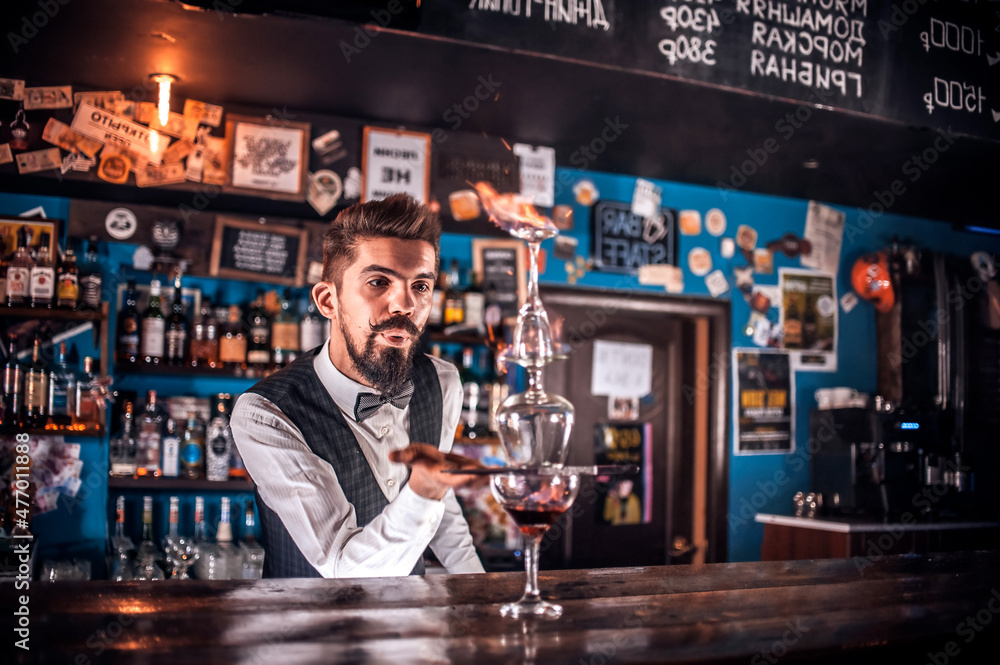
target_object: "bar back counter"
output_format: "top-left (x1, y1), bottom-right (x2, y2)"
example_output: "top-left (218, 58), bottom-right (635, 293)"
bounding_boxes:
top-left (5, 550), bottom-right (999, 664)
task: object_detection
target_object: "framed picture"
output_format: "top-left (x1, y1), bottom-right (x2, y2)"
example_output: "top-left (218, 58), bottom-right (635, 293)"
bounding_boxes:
top-left (224, 114), bottom-right (310, 201)
top-left (362, 126), bottom-right (431, 203)
top-left (471, 238), bottom-right (527, 320)
top-left (209, 215), bottom-right (309, 287)
top-left (0, 216), bottom-right (59, 259)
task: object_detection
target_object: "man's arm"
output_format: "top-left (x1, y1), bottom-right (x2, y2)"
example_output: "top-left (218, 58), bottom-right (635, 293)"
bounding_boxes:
top-left (231, 392), bottom-right (445, 578)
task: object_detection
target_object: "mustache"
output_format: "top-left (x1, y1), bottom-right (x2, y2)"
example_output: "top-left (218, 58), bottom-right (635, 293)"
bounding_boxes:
top-left (369, 315), bottom-right (421, 337)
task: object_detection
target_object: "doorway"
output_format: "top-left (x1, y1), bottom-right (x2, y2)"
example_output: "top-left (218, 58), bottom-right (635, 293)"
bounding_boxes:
top-left (536, 287), bottom-right (730, 568)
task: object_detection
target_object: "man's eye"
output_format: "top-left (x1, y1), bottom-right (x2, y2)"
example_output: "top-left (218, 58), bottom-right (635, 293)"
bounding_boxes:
top-left (368, 278), bottom-right (388, 288)
top-left (414, 283), bottom-right (431, 293)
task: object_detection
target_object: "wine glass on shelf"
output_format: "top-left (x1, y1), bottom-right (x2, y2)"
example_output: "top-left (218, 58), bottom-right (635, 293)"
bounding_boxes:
top-left (491, 470), bottom-right (580, 618)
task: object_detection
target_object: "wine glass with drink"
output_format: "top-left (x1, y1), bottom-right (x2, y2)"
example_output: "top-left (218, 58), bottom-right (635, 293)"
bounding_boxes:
top-left (491, 470), bottom-right (580, 618)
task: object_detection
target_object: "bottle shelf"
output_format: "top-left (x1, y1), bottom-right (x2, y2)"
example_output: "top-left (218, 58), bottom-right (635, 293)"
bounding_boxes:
top-left (108, 476), bottom-right (255, 491)
top-left (3, 306), bottom-right (105, 321)
top-left (1, 424), bottom-right (104, 438)
top-left (114, 362), bottom-right (268, 381)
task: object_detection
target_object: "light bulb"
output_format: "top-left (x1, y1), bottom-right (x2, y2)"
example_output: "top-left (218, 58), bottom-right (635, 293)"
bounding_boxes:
top-left (157, 76), bottom-right (171, 126)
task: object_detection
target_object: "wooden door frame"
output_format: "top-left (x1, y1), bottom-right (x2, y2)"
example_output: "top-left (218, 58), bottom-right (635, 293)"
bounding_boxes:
top-left (540, 286), bottom-right (731, 564)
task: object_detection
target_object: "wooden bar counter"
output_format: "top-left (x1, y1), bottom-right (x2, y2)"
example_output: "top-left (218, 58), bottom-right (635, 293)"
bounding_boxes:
top-left (6, 550), bottom-right (1000, 664)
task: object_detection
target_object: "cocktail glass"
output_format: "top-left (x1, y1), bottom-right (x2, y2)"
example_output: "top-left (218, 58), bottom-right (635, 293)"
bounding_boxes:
top-left (492, 470), bottom-right (580, 618)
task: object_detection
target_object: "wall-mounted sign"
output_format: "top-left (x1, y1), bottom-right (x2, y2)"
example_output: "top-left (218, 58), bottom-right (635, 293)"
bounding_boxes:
top-left (225, 114), bottom-right (310, 201)
top-left (71, 102), bottom-right (166, 164)
top-left (591, 200), bottom-right (677, 274)
top-left (733, 349), bottom-right (794, 455)
top-left (209, 216), bottom-right (308, 287)
top-left (472, 238), bottom-right (526, 320)
top-left (512, 143), bottom-right (555, 207)
top-left (362, 126), bottom-right (431, 203)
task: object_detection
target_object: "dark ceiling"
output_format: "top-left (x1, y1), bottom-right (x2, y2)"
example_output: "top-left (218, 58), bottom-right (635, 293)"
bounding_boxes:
top-left (1, 0), bottom-right (997, 227)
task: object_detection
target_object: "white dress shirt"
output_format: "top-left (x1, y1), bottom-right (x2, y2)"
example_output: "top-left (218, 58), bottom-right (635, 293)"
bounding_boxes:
top-left (230, 339), bottom-right (484, 578)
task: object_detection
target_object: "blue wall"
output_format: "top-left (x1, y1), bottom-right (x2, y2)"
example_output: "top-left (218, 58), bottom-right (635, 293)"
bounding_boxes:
top-left (6, 175), bottom-right (1000, 567)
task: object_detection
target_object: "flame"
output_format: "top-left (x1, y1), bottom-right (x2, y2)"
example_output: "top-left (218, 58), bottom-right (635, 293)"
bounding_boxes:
top-left (473, 182), bottom-right (557, 236)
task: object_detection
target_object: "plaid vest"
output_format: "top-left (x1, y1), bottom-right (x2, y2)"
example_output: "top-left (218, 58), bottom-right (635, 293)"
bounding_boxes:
top-left (246, 347), bottom-right (443, 578)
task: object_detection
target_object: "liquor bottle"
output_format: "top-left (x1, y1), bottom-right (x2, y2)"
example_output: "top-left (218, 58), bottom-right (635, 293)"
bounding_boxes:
top-left (136, 390), bottom-right (163, 477)
top-left (163, 495), bottom-right (197, 579)
top-left (2, 335), bottom-right (23, 430)
top-left (299, 295), bottom-right (325, 352)
top-left (6, 226), bottom-right (34, 307)
top-left (443, 259), bottom-right (464, 326)
top-left (229, 441), bottom-right (248, 479)
top-left (189, 299), bottom-right (219, 369)
top-left (246, 290), bottom-right (271, 372)
top-left (240, 502), bottom-right (265, 579)
top-left (24, 333), bottom-right (48, 427)
top-left (192, 496), bottom-right (223, 580)
top-left (56, 248), bottom-right (80, 309)
top-left (47, 341), bottom-right (75, 426)
top-left (205, 394), bottom-right (233, 482)
top-left (9, 107), bottom-right (29, 151)
top-left (108, 495), bottom-right (134, 582)
top-left (217, 497), bottom-right (241, 580)
top-left (141, 279), bottom-right (166, 364)
top-left (165, 273), bottom-right (188, 366)
top-left (135, 495), bottom-right (165, 581)
top-left (218, 305), bottom-right (247, 369)
top-left (458, 347), bottom-right (487, 440)
top-left (427, 267), bottom-right (446, 331)
top-left (784, 297), bottom-right (803, 348)
top-left (116, 280), bottom-right (141, 365)
top-left (181, 411), bottom-right (206, 479)
top-left (109, 400), bottom-right (138, 477)
top-left (271, 289), bottom-right (300, 369)
top-left (463, 269), bottom-right (486, 332)
top-left (79, 237), bottom-right (103, 311)
top-left (161, 417), bottom-right (180, 478)
top-left (0, 237), bottom-right (8, 305)
top-left (29, 232), bottom-right (55, 309)
top-left (73, 356), bottom-right (105, 428)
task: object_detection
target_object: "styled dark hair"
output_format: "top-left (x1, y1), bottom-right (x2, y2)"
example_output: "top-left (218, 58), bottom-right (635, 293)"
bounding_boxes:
top-left (321, 193), bottom-right (442, 287)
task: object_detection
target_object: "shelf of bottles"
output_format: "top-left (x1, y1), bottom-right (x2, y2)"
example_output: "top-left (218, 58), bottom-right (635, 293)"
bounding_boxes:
top-left (109, 494), bottom-right (264, 581)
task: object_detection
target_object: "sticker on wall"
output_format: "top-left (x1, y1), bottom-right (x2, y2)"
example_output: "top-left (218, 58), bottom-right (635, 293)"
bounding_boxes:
top-left (343, 167), bottom-right (362, 200)
top-left (720, 237), bottom-right (735, 259)
top-left (0, 143), bottom-right (14, 166)
top-left (0, 77), bottom-right (26, 101)
top-left (552, 204), bottom-right (574, 230)
top-left (749, 289), bottom-right (773, 313)
top-left (97, 153), bottom-right (131, 185)
top-left (638, 264), bottom-right (683, 293)
top-left (105, 207), bottom-right (138, 240)
top-left (734, 265), bottom-right (754, 298)
top-left (15, 148), bottom-right (61, 175)
top-left (132, 245), bottom-right (154, 271)
top-left (448, 189), bottom-right (481, 221)
top-left (688, 247), bottom-right (712, 276)
top-left (553, 235), bottom-right (578, 261)
top-left (608, 395), bottom-right (640, 421)
top-left (766, 232), bottom-right (812, 259)
top-left (839, 292), bottom-right (858, 313)
top-left (753, 248), bottom-right (774, 274)
top-left (736, 224), bottom-right (758, 251)
top-left (631, 178), bottom-right (662, 219)
top-left (705, 269), bottom-right (729, 297)
top-left (566, 255), bottom-right (589, 285)
top-left (307, 170), bottom-right (344, 216)
top-left (573, 180), bottom-right (599, 206)
top-left (512, 143), bottom-right (556, 208)
top-left (706, 208), bottom-right (727, 236)
top-left (679, 210), bottom-right (702, 235)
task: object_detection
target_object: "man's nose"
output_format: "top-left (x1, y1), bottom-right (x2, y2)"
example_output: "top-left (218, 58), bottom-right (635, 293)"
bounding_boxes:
top-left (387, 283), bottom-right (415, 316)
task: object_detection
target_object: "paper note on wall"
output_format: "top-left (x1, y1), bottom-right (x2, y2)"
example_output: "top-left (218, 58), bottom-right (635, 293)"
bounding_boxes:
top-left (591, 340), bottom-right (653, 397)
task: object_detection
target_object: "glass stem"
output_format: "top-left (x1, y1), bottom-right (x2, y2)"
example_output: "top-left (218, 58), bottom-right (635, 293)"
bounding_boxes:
top-left (526, 241), bottom-right (542, 311)
top-left (521, 530), bottom-right (544, 603)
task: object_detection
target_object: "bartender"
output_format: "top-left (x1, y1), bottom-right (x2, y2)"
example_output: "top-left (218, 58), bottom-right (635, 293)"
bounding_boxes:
top-left (231, 194), bottom-right (485, 578)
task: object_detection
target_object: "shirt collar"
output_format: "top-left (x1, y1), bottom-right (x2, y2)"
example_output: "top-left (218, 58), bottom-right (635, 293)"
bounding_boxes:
top-left (313, 338), bottom-right (379, 422)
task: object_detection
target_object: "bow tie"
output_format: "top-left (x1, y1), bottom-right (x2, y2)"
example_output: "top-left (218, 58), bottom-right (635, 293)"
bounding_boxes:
top-left (353, 380), bottom-right (415, 422)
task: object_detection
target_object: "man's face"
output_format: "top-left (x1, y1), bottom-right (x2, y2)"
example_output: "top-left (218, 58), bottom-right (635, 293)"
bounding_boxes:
top-left (318, 236), bottom-right (436, 394)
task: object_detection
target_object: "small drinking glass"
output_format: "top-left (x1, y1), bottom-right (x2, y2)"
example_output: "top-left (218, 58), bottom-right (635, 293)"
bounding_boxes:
top-left (492, 471), bottom-right (580, 619)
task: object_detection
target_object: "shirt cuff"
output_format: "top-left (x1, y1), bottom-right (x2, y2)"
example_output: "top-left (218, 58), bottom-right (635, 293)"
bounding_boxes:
top-left (446, 555), bottom-right (486, 574)
top-left (389, 484), bottom-right (446, 534)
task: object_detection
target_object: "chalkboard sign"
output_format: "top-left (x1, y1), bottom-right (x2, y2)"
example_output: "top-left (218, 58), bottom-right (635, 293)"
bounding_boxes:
top-left (472, 239), bottom-right (527, 319)
top-left (591, 201), bottom-right (678, 275)
top-left (420, 1), bottom-right (999, 142)
top-left (210, 216), bottom-right (309, 287)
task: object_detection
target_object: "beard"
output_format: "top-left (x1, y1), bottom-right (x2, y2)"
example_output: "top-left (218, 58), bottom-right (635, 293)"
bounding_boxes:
top-left (339, 310), bottom-right (422, 395)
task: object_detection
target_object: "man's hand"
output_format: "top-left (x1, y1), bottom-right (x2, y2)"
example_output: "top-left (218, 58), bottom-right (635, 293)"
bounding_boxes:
top-left (389, 443), bottom-right (489, 501)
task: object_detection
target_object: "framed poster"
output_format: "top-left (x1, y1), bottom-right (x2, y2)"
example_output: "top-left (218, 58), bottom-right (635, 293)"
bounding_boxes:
top-left (225, 114), bottom-right (310, 201)
top-left (0, 216), bottom-right (59, 259)
top-left (779, 268), bottom-right (837, 372)
top-left (732, 349), bottom-right (795, 455)
top-left (209, 216), bottom-right (309, 287)
top-left (471, 238), bottom-right (527, 319)
top-left (594, 422), bottom-right (652, 525)
top-left (361, 126), bottom-right (431, 203)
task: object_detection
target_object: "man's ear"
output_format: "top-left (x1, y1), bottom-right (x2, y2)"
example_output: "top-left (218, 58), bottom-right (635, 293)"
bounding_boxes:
top-left (312, 281), bottom-right (337, 321)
